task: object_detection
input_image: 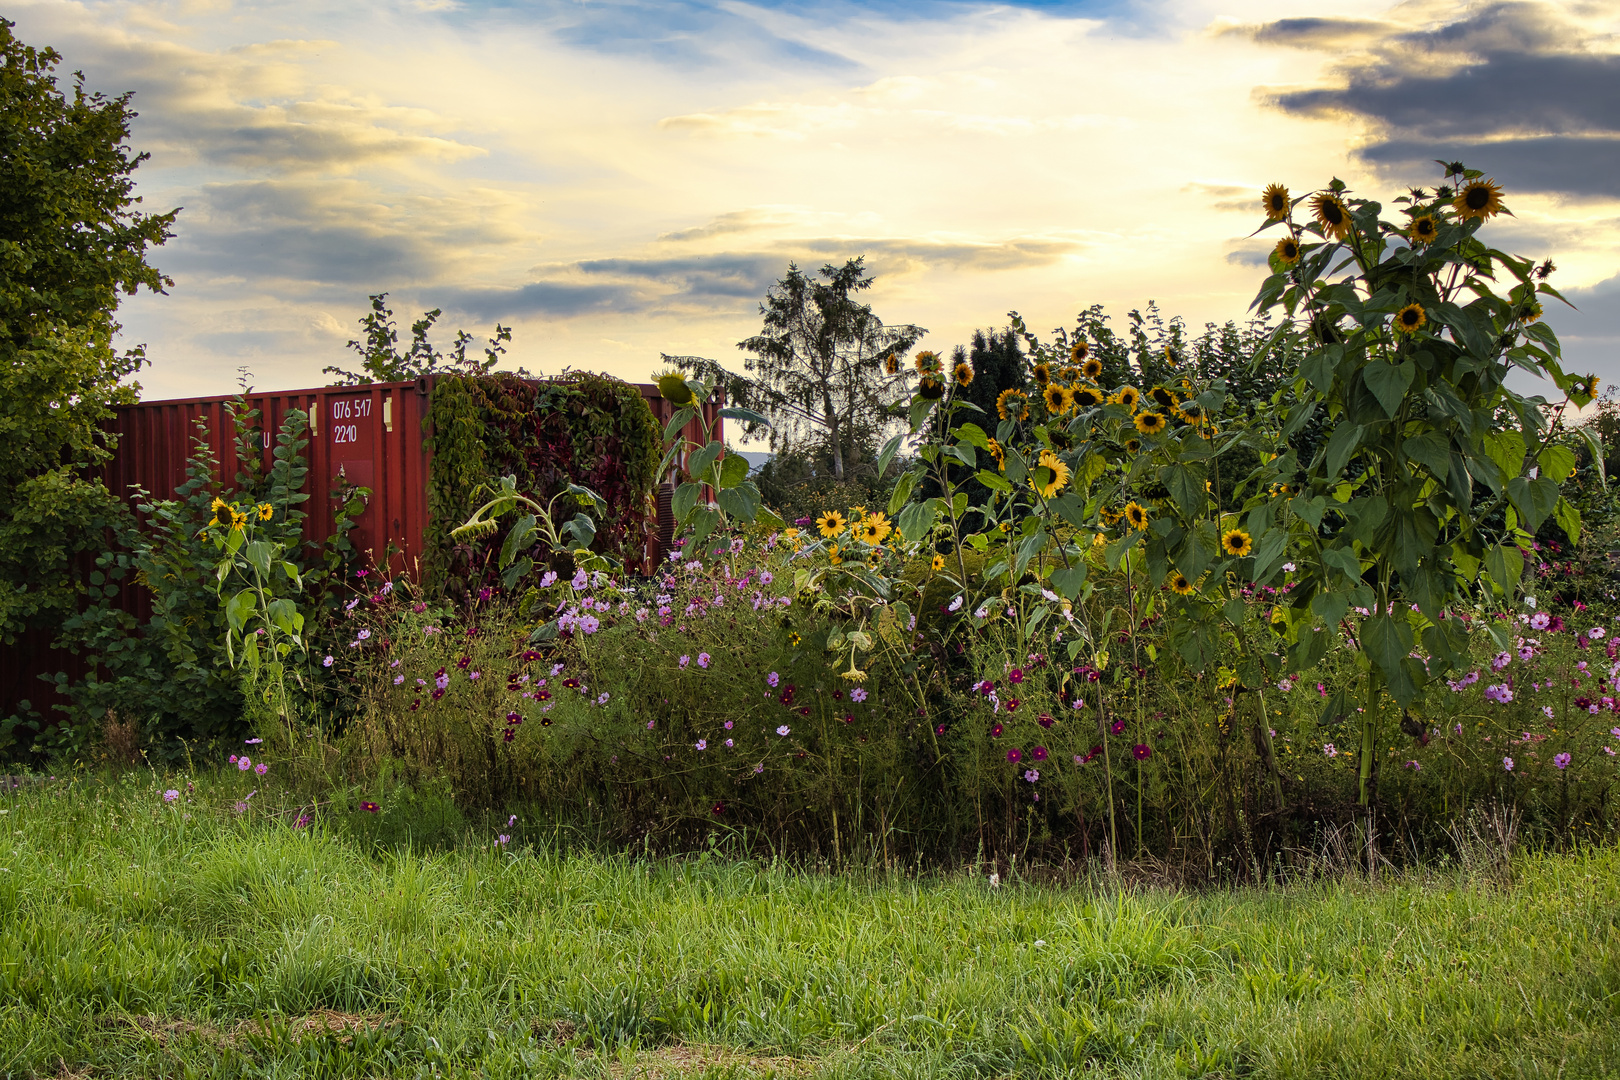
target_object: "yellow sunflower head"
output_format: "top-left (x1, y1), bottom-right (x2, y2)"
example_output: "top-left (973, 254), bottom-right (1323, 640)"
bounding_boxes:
top-left (1124, 437), bottom-right (1141, 455)
top-left (1043, 383), bottom-right (1071, 415)
top-left (884, 352), bottom-right (899, 375)
top-left (828, 543), bottom-right (842, 566)
top-left (1262, 183), bottom-right (1290, 221)
top-left (1409, 215), bottom-right (1439, 245)
top-left (229, 508), bottom-right (250, 532)
top-left (987, 437), bottom-right (1006, 470)
top-left (1178, 401), bottom-right (1204, 424)
top-left (1454, 178), bottom-right (1505, 221)
top-left (1069, 339), bottom-right (1090, 363)
top-left (859, 512), bottom-right (893, 545)
top-left (257, 503), bottom-right (274, 521)
top-left (931, 553), bottom-right (945, 571)
top-left (209, 497), bottom-right (232, 528)
top-left (1030, 449), bottom-right (1070, 498)
top-left (1123, 501), bottom-right (1149, 531)
top-left (1169, 571), bottom-right (1195, 596)
top-left (1310, 192), bottom-right (1352, 240)
top-left (918, 376), bottom-right (946, 399)
top-left (1112, 386), bottom-right (1141, 411)
top-left (1058, 365), bottom-right (1081, 383)
top-left (1148, 385), bottom-right (1178, 410)
top-left (1134, 411), bottom-right (1167, 436)
top-left (1081, 357), bottom-right (1103, 380)
top-left (1032, 362), bottom-right (1051, 386)
top-left (1162, 345), bottom-right (1179, 368)
top-left (1073, 386), bottom-right (1105, 410)
top-left (1581, 374), bottom-right (1601, 398)
top-left (1274, 236), bottom-right (1301, 266)
top-left (996, 388), bottom-right (1031, 422)
top-left (1393, 303), bottom-right (1427, 335)
top-left (1520, 300), bottom-right (1543, 324)
top-left (914, 350), bottom-right (940, 373)
top-left (816, 510), bottom-right (847, 538)
top-left (1220, 528), bottom-right (1253, 558)
top-left (954, 362), bottom-right (974, 388)
top-left (1100, 506), bottom-right (1124, 526)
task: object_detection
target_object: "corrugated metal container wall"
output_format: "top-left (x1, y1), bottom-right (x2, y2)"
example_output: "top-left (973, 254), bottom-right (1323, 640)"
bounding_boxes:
top-left (2, 378), bottom-right (722, 723)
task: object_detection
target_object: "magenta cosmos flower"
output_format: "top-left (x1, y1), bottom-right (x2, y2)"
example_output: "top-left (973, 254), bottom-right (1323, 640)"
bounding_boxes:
top-left (1132, 744), bottom-right (1152, 761)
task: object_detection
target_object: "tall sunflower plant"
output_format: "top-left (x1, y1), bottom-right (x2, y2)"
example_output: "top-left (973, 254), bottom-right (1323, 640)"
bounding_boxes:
top-left (1252, 164), bottom-right (1589, 807)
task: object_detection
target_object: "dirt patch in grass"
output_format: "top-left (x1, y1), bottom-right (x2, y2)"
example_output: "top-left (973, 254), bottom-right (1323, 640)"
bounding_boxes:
top-left (112, 1010), bottom-right (393, 1049)
top-left (608, 1042), bottom-right (815, 1078)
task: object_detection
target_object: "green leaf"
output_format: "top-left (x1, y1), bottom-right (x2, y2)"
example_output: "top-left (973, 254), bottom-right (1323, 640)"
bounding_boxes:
top-left (662, 407), bottom-right (697, 448)
top-left (718, 406), bottom-right (771, 428)
top-left (955, 423), bottom-right (991, 451)
top-left (1050, 564), bottom-right (1087, 601)
top-left (1289, 495), bottom-right (1326, 529)
top-left (499, 514), bottom-right (538, 569)
top-left (897, 500), bottom-right (937, 543)
top-left (1484, 544), bottom-right (1523, 594)
top-left (1161, 463), bottom-right (1208, 519)
top-left (908, 396), bottom-right (935, 433)
top-left (1363, 359), bottom-right (1415, 418)
top-left (672, 481), bottom-right (702, 523)
top-left (717, 451), bottom-right (749, 489)
top-left (1249, 527), bottom-right (1289, 581)
top-left (1483, 429), bottom-right (1527, 478)
top-left (1048, 492), bottom-right (1089, 530)
top-left (1361, 613), bottom-right (1417, 703)
top-left (1320, 545), bottom-right (1363, 583)
top-left (1555, 496), bottom-right (1581, 545)
top-left (1450, 542), bottom-right (1480, 582)
top-left (1506, 475), bottom-right (1560, 531)
top-left (688, 506), bottom-right (721, 550)
top-left (1176, 520), bottom-right (1218, 582)
top-left (1537, 443), bottom-right (1577, 482)
top-left (688, 440), bottom-right (723, 484)
top-left (1402, 431), bottom-right (1451, 480)
top-left (976, 469), bottom-right (1013, 494)
top-left (717, 483), bottom-right (761, 521)
top-left (1578, 427), bottom-right (1606, 489)
top-left (225, 589), bottom-right (256, 632)
top-left (887, 471), bottom-right (915, 516)
top-left (1311, 590), bottom-right (1348, 626)
top-left (1324, 423), bottom-right (1365, 477)
top-left (876, 433), bottom-right (905, 478)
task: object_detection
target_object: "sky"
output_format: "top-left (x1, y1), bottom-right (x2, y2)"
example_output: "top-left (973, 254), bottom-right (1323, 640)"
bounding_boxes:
top-left (8, 0), bottom-right (1620, 401)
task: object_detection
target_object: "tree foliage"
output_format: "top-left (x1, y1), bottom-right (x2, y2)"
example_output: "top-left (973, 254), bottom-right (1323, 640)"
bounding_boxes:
top-left (672, 258), bottom-right (923, 480)
top-left (0, 19), bottom-right (177, 645)
top-left (324, 292), bottom-right (511, 385)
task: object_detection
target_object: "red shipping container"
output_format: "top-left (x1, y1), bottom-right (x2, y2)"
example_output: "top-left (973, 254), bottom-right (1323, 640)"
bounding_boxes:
top-left (2, 376), bottom-right (723, 724)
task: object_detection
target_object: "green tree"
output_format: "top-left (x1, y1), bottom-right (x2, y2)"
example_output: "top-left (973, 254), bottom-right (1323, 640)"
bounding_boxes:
top-left (324, 292), bottom-right (511, 385)
top-left (673, 258), bottom-right (924, 481)
top-left (0, 19), bottom-right (178, 647)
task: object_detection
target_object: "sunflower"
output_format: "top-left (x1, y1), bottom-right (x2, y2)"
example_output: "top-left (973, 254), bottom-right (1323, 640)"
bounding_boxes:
top-left (229, 508), bottom-right (250, 532)
top-left (918, 375), bottom-right (946, 399)
top-left (1393, 303), bottom-right (1427, 335)
top-left (884, 352), bottom-right (899, 375)
top-left (816, 510), bottom-right (847, 538)
top-left (1124, 501), bottom-right (1150, 531)
top-left (931, 553), bottom-right (945, 571)
top-left (1261, 183), bottom-right (1290, 221)
top-left (1073, 386), bottom-right (1105, 410)
top-left (1058, 365), bottom-right (1081, 382)
top-left (1100, 506), bottom-right (1124, 526)
top-left (828, 544), bottom-right (842, 566)
top-left (1454, 178), bottom-right (1505, 221)
top-left (1520, 300), bottom-right (1543, 324)
top-left (1124, 438), bottom-right (1141, 454)
top-left (1030, 449), bottom-right (1070, 498)
top-left (1178, 401), bottom-right (1203, 423)
top-left (1148, 385), bottom-right (1178, 409)
top-left (1112, 386), bottom-right (1141, 411)
top-left (1162, 345), bottom-right (1179, 368)
top-left (1220, 528), bottom-right (1253, 557)
top-left (954, 362), bottom-right (974, 387)
top-left (1134, 411), bottom-right (1168, 436)
top-left (257, 503), bottom-right (274, 521)
top-left (1032, 362), bottom-right (1051, 386)
top-left (914, 350), bottom-right (940, 373)
top-left (209, 497), bottom-right (232, 528)
top-left (1274, 236), bottom-right (1301, 265)
top-left (1081, 357), bottom-right (1103, 380)
top-left (1409, 215), bottom-right (1439, 244)
top-left (1168, 571), bottom-right (1195, 596)
top-left (1310, 192), bottom-right (1352, 240)
top-left (1043, 383), bottom-right (1071, 415)
top-left (986, 437), bottom-right (1006, 470)
top-left (1582, 375), bottom-right (1601, 398)
top-left (996, 388), bottom-right (1031, 422)
top-left (1070, 339), bottom-right (1090, 362)
top-left (859, 512), bottom-right (894, 545)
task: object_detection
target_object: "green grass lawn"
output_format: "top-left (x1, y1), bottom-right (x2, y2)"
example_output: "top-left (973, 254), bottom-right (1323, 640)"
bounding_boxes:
top-left (2, 773), bottom-right (1618, 1078)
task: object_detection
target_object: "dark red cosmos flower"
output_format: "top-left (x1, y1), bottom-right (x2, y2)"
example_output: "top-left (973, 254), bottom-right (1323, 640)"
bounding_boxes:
top-left (712, 802), bottom-right (727, 816)
top-left (1009, 668), bottom-right (1025, 685)
top-left (1004, 698), bottom-right (1020, 712)
top-left (536, 689), bottom-right (552, 702)
top-left (563, 678), bottom-right (581, 690)
top-left (976, 680), bottom-right (996, 695)
top-left (506, 711), bottom-right (521, 724)
top-left (410, 700), bottom-right (421, 711)
top-left (799, 706), bottom-right (811, 716)
top-left (540, 716), bottom-right (553, 727)
top-left (431, 688), bottom-right (445, 700)
top-left (1549, 615), bottom-right (1566, 633)
top-left (842, 714), bottom-right (855, 724)
top-left (1575, 697), bottom-right (1593, 712)
top-left (1038, 713), bottom-right (1055, 729)
top-left (435, 667), bottom-right (446, 678)
top-left (991, 723), bottom-right (1004, 738)
top-left (1089, 743), bottom-right (1104, 759)
top-left (1006, 748), bottom-right (1023, 763)
top-left (503, 729), bottom-right (515, 742)
top-left (1132, 743), bottom-right (1153, 761)
top-left (1109, 718), bottom-right (1127, 735)
top-left (360, 801), bottom-right (379, 813)
top-left (795, 750), bottom-right (807, 759)
top-left (456, 657), bottom-right (471, 669)
top-left (522, 649), bottom-right (541, 662)
top-left (935, 723), bottom-right (947, 736)
top-left (1032, 746), bottom-right (1048, 761)
top-left (833, 690), bottom-right (844, 700)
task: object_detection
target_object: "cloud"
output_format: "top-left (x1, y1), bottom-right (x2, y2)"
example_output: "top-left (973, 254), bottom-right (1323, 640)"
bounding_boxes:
top-left (441, 232), bottom-right (1079, 320)
top-left (1244, 2), bottom-right (1620, 196)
